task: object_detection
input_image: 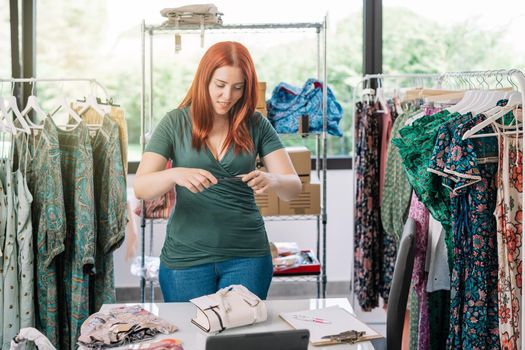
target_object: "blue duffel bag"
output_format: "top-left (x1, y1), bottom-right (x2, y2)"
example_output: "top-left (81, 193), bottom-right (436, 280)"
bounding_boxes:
top-left (267, 78), bottom-right (343, 136)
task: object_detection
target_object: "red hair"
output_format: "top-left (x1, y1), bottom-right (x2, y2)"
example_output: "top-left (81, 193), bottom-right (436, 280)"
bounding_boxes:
top-left (179, 41), bottom-right (258, 154)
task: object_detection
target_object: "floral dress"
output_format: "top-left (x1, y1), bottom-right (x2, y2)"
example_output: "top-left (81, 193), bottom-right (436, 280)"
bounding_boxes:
top-left (441, 115), bottom-right (500, 350)
top-left (354, 101), bottom-right (382, 311)
top-left (495, 133), bottom-right (522, 349)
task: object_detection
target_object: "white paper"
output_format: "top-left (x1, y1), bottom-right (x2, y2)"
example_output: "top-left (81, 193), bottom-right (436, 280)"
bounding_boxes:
top-left (280, 306), bottom-right (381, 345)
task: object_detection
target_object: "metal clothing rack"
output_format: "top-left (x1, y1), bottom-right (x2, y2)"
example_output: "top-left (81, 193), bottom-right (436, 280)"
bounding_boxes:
top-left (350, 73), bottom-right (441, 312)
top-left (139, 17), bottom-right (330, 302)
top-left (351, 69), bottom-right (525, 348)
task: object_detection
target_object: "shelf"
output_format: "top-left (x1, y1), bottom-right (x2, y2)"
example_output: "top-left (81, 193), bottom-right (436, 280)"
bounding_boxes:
top-left (263, 215), bottom-right (319, 221)
top-left (147, 22), bottom-right (323, 33)
top-left (272, 274), bottom-right (320, 283)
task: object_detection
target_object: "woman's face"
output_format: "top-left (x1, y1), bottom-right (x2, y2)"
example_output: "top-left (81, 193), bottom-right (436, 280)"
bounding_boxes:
top-left (208, 65), bottom-right (245, 117)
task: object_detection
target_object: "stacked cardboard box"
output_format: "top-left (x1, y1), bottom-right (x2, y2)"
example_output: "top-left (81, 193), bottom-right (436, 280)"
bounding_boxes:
top-left (256, 81), bottom-right (268, 117)
top-left (254, 146), bottom-right (320, 216)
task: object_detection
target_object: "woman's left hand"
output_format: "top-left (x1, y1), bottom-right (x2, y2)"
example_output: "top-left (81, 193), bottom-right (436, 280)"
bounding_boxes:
top-left (242, 170), bottom-right (277, 194)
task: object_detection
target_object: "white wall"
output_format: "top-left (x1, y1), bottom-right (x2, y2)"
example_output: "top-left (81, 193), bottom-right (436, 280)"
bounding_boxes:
top-left (115, 170), bottom-right (354, 287)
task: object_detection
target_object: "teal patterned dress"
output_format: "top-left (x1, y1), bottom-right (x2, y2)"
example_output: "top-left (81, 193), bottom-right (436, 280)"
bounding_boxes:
top-left (56, 120), bottom-right (96, 349)
top-left (89, 116), bottom-right (127, 312)
top-left (27, 118), bottom-right (67, 346)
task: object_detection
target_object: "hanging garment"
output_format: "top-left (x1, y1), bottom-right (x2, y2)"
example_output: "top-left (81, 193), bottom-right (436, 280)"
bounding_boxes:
top-left (407, 192), bottom-right (430, 350)
top-left (495, 134), bottom-right (522, 349)
top-left (56, 120), bottom-right (96, 350)
top-left (27, 118), bottom-right (66, 346)
top-left (425, 217), bottom-right (450, 293)
top-left (378, 102), bottom-right (393, 202)
top-left (381, 109), bottom-right (419, 240)
top-left (0, 139), bottom-right (7, 347)
top-left (13, 133), bottom-right (34, 330)
top-left (409, 288), bottom-right (420, 350)
top-left (354, 101), bottom-right (382, 311)
top-left (392, 110), bottom-right (454, 244)
top-left (79, 106), bottom-right (128, 174)
top-left (428, 291), bottom-right (450, 350)
top-left (442, 115), bottom-right (500, 350)
top-left (89, 116), bottom-right (127, 312)
top-left (0, 135), bottom-right (20, 349)
top-left (377, 101), bottom-right (399, 305)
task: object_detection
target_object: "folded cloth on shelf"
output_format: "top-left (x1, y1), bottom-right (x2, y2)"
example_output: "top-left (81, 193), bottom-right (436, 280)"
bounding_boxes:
top-left (78, 305), bottom-right (177, 348)
top-left (160, 4), bottom-right (223, 25)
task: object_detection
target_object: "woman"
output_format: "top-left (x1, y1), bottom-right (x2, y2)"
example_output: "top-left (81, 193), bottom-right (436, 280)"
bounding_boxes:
top-left (134, 41), bottom-right (302, 302)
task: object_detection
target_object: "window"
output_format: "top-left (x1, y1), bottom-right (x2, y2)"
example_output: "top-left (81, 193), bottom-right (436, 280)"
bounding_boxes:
top-left (383, 0), bottom-right (525, 73)
top-left (0, 0), bottom-right (11, 78)
top-left (34, 0), bottom-right (361, 163)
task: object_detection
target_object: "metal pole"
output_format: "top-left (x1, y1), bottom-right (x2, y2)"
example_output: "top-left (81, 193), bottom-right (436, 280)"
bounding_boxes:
top-left (321, 14), bottom-right (328, 299)
top-left (315, 25), bottom-right (322, 299)
top-left (363, 0), bottom-right (382, 80)
top-left (149, 220), bottom-right (154, 303)
top-left (9, 0), bottom-right (21, 102)
top-left (148, 29), bottom-right (154, 304)
top-left (21, 0), bottom-right (35, 110)
top-left (140, 20), bottom-right (146, 304)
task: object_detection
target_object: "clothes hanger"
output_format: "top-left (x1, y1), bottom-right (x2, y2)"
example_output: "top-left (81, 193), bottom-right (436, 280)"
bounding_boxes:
top-left (19, 81), bottom-right (46, 131)
top-left (48, 83), bottom-right (83, 130)
top-left (462, 93), bottom-right (522, 140)
top-left (77, 93), bottom-right (110, 116)
top-left (374, 78), bottom-right (387, 113)
top-left (74, 83), bottom-right (112, 129)
top-left (470, 73), bottom-right (509, 115)
top-left (0, 83), bottom-right (17, 134)
top-left (457, 76), bottom-right (488, 114)
top-left (447, 74), bottom-right (481, 113)
top-left (6, 83), bottom-right (31, 134)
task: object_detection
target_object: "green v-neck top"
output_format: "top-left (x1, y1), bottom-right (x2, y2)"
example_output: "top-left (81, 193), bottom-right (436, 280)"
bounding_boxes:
top-left (145, 107), bottom-right (284, 268)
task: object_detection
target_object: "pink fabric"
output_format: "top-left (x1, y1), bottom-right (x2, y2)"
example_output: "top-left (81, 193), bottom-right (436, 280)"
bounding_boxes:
top-left (379, 104), bottom-right (393, 203)
top-left (408, 192), bottom-right (430, 350)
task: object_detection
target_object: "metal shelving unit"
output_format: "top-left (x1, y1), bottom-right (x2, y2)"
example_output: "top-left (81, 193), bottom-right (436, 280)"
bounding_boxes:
top-left (139, 16), bottom-right (329, 301)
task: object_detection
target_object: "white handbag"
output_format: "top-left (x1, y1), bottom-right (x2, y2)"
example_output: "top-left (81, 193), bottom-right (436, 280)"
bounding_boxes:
top-left (190, 285), bottom-right (267, 333)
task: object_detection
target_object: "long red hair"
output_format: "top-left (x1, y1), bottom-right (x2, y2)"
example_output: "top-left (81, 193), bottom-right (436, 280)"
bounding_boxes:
top-left (179, 41), bottom-right (258, 154)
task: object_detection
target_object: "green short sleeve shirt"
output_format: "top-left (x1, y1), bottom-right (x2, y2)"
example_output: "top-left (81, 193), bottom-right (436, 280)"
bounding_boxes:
top-left (145, 107), bottom-right (284, 269)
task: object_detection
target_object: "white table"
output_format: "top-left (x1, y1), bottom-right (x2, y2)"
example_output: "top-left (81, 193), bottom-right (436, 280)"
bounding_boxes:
top-left (97, 298), bottom-right (378, 350)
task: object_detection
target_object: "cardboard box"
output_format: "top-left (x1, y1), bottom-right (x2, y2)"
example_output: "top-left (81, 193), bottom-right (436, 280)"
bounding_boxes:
top-left (299, 174), bottom-right (311, 184)
top-left (257, 82), bottom-right (267, 109)
top-left (255, 191), bottom-right (279, 216)
top-left (279, 182), bottom-right (320, 215)
top-left (256, 107), bottom-right (268, 117)
top-left (256, 156), bottom-right (310, 184)
top-left (286, 146), bottom-right (311, 176)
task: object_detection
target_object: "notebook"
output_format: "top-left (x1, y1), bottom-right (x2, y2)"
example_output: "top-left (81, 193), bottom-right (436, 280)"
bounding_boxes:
top-left (205, 329), bottom-right (310, 350)
top-left (280, 306), bottom-right (383, 345)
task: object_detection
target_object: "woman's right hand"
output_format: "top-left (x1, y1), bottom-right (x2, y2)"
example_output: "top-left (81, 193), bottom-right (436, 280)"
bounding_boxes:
top-left (171, 168), bottom-right (218, 193)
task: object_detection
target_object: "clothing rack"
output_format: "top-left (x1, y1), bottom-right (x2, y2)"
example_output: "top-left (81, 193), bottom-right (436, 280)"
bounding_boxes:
top-left (140, 17), bottom-right (329, 302)
top-left (352, 69), bottom-right (525, 349)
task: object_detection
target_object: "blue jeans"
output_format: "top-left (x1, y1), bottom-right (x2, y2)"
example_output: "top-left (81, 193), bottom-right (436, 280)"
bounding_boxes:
top-left (159, 255), bottom-right (273, 302)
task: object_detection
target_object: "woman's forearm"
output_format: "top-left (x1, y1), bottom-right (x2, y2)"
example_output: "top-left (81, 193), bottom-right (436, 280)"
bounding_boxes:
top-left (133, 168), bottom-right (176, 200)
top-left (272, 173), bottom-right (302, 201)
